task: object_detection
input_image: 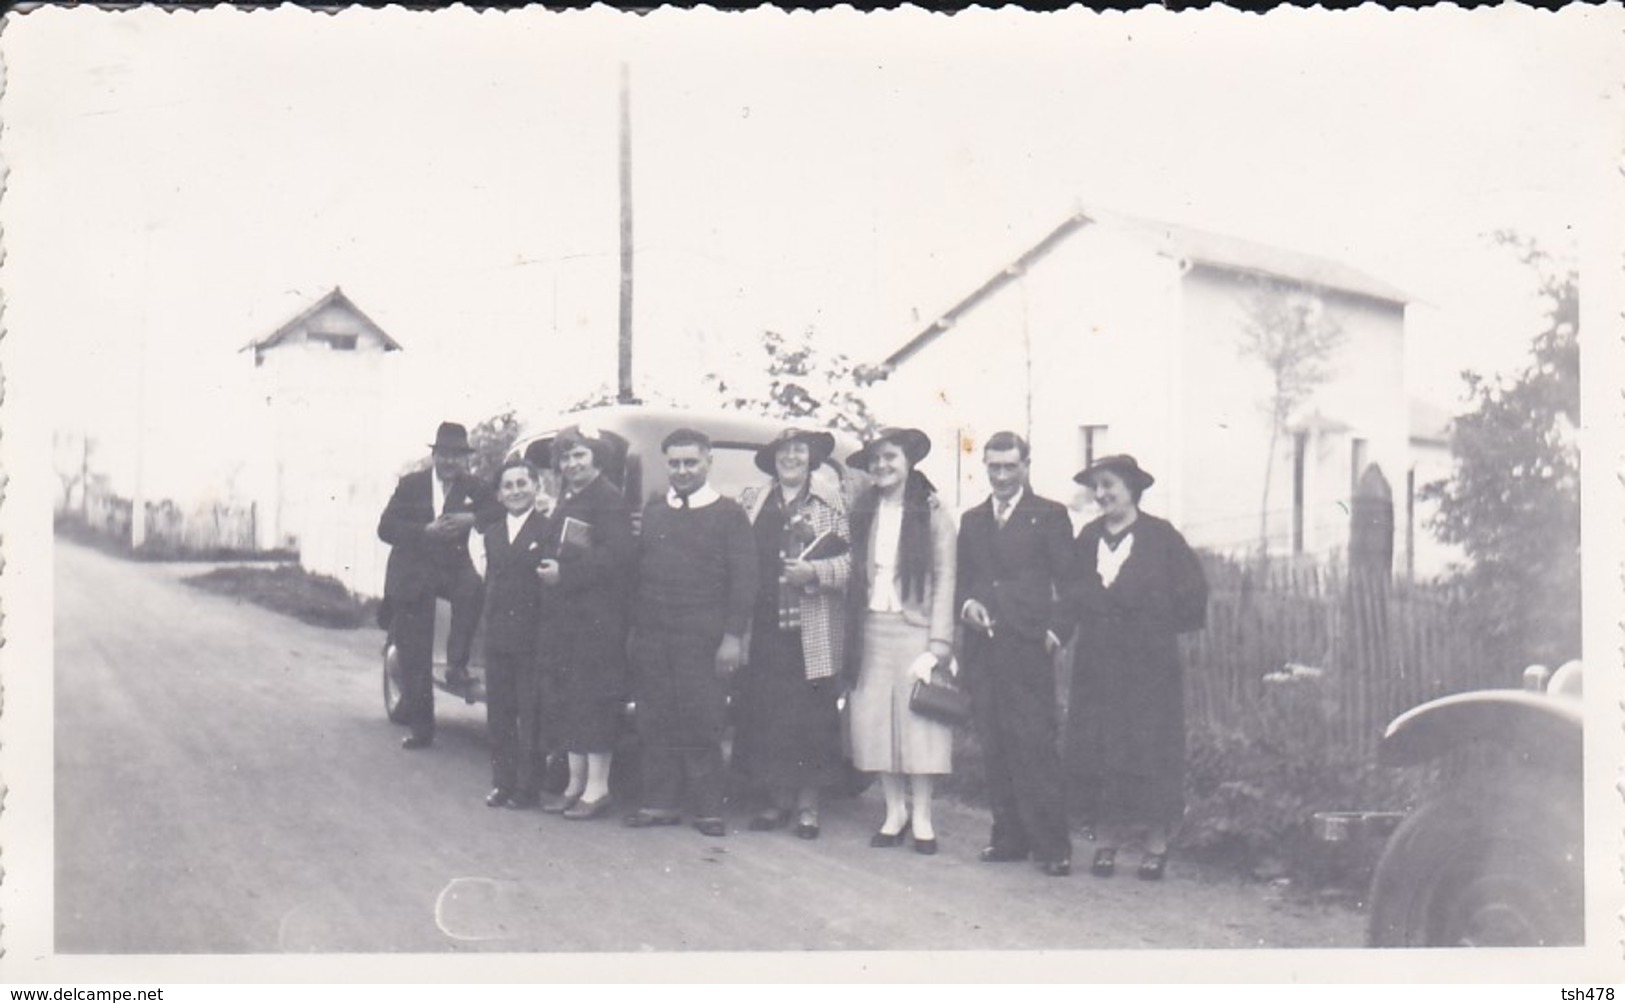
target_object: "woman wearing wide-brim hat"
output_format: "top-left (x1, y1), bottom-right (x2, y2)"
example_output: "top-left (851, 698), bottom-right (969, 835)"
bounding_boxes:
top-left (844, 427), bottom-right (958, 855)
top-left (1062, 454), bottom-right (1207, 881)
top-left (733, 428), bottom-right (851, 839)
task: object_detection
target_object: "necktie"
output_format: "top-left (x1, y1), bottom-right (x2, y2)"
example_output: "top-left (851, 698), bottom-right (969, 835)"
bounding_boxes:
top-left (995, 500), bottom-right (1010, 527)
top-left (677, 492), bottom-right (691, 509)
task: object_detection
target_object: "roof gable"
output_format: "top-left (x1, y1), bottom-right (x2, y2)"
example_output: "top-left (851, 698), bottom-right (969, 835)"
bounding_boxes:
top-left (241, 287), bottom-right (404, 356)
top-left (876, 206), bottom-right (1409, 371)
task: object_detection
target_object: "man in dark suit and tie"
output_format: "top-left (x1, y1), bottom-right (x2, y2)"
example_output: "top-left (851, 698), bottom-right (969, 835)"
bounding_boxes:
top-left (378, 421), bottom-right (495, 749)
top-left (479, 457), bottom-right (551, 806)
top-left (956, 430), bottom-right (1076, 875)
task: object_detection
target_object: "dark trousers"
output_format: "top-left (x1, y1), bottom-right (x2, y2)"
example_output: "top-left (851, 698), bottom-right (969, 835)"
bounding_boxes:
top-left (392, 562), bottom-right (484, 740)
top-left (632, 629), bottom-right (726, 818)
top-left (968, 633), bottom-right (1072, 864)
top-left (485, 649), bottom-right (552, 797)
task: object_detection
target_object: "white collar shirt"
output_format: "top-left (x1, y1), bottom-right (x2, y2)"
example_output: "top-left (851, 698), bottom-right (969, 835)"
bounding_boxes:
top-left (432, 471), bottom-right (448, 516)
top-left (993, 487), bottom-right (1025, 526)
top-left (666, 483), bottom-right (721, 510)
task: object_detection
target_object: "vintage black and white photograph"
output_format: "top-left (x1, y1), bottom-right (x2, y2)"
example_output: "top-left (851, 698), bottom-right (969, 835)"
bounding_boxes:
top-left (1, 1), bottom-right (1621, 981)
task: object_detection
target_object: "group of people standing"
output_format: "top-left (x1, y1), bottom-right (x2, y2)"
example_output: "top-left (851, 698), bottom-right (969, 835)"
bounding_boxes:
top-left (377, 417), bottom-right (1208, 880)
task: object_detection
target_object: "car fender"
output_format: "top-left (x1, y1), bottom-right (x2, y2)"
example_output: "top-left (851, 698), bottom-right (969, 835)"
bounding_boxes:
top-left (1378, 689), bottom-right (1582, 772)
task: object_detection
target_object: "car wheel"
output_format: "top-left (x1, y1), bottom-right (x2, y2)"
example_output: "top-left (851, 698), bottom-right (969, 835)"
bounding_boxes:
top-left (1367, 770), bottom-right (1583, 947)
top-left (383, 640), bottom-right (409, 724)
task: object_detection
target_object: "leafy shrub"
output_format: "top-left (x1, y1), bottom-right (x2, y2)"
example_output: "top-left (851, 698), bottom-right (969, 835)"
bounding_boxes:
top-left (1179, 671), bottom-right (1435, 887)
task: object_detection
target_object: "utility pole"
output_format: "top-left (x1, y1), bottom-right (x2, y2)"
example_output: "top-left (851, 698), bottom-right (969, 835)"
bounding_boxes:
top-left (616, 62), bottom-right (636, 404)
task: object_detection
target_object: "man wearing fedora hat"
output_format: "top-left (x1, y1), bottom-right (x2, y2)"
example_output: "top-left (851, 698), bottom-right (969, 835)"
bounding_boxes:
top-left (378, 421), bottom-right (497, 749)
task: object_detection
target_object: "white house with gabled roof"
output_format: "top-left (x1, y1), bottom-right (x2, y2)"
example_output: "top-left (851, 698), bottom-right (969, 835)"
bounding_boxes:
top-left (863, 207), bottom-right (1419, 572)
top-left (241, 287), bottom-right (408, 589)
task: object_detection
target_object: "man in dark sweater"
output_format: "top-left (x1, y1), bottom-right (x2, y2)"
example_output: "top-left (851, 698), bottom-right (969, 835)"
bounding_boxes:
top-left (624, 428), bottom-right (757, 837)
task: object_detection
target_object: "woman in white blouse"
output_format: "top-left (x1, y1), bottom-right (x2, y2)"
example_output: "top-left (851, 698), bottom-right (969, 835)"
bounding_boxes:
top-left (844, 428), bottom-right (958, 854)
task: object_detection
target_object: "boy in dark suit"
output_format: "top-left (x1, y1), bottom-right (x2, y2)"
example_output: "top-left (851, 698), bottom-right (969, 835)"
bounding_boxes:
top-left (480, 457), bottom-right (551, 807)
top-left (957, 431), bottom-right (1076, 875)
top-left (377, 421), bottom-right (495, 749)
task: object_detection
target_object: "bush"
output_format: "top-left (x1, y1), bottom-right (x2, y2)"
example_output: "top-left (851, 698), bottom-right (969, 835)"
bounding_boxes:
top-left (1179, 671), bottom-right (1435, 888)
top-left (185, 565), bottom-right (379, 629)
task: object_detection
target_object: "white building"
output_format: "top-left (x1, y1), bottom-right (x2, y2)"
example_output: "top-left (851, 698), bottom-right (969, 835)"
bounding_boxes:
top-left (242, 287), bottom-right (410, 594)
top-left (864, 208), bottom-right (1425, 573)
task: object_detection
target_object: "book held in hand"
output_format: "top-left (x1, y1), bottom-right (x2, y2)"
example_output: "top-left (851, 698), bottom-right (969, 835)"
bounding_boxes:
top-left (797, 531), bottom-right (849, 561)
top-left (559, 516), bottom-right (594, 554)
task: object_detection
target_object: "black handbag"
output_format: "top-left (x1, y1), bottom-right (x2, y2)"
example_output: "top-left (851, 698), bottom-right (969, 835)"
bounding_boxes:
top-left (909, 661), bottom-right (971, 726)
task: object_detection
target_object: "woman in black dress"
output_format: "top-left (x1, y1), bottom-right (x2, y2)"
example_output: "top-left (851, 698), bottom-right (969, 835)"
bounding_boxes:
top-left (535, 425), bottom-right (636, 821)
top-left (734, 428), bottom-right (851, 839)
top-left (1064, 454), bottom-right (1207, 880)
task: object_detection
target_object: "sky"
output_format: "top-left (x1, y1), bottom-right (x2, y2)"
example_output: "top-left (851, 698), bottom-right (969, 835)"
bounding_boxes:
top-left (5, 4), bottom-right (1620, 499)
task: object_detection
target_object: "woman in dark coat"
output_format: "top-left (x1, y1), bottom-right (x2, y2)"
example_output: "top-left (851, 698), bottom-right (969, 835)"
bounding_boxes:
top-left (535, 425), bottom-right (636, 821)
top-left (1064, 454), bottom-right (1207, 880)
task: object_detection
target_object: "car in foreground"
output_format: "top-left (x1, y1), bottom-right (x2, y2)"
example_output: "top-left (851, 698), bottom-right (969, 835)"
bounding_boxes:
top-left (1358, 659), bottom-right (1584, 947)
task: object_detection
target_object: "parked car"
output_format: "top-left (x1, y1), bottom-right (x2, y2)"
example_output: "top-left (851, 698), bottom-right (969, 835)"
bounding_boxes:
top-left (1360, 660), bottom-right (1584, 947)
top-left (381, 404), bottom-right (865, 739)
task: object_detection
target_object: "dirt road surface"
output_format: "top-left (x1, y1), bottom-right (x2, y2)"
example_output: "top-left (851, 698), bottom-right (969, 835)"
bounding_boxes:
top-left (54, 539), bottom-right (1362, 953)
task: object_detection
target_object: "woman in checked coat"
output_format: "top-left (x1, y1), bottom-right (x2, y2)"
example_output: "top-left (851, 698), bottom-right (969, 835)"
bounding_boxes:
top-left (734, 428), bottom-right (852, 840)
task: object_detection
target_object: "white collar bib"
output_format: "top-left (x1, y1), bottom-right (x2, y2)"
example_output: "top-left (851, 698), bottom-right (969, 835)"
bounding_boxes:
top-left (667, 483), bottom-right (721, 509)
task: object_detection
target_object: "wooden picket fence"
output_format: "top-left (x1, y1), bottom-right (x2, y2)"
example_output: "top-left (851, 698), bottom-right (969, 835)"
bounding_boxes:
top-left (1182, 553), bottom-right (1503, 759)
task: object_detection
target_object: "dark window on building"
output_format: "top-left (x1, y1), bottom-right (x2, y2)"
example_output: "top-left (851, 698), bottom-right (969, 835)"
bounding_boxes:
top-left (310, 333), bottom-right (358, 351)
top-left (1080, 424), bottom-right (1109, 469)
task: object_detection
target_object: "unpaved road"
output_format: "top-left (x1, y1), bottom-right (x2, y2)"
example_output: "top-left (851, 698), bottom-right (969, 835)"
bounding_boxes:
top-left (55, 538), bottom-right (1361, 953)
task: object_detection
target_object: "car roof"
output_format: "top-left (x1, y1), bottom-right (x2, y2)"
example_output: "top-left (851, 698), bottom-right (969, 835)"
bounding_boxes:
top-left (512, 404), bottom-right (862, 457)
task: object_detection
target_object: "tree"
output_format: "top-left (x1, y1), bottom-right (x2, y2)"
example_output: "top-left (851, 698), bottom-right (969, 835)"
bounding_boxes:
top-left (466, 409), bottom-right (522, 485)
top-left (1423, 234), bottom-right (1580, 668)
top-left (1235, 280), bottom-right (1348, 556)
top-left (704, 328), bottom-right (879, 438)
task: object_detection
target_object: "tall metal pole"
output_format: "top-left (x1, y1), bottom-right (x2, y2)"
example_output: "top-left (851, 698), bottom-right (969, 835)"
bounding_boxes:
top-left (616, 63), bottom-right (636, 404)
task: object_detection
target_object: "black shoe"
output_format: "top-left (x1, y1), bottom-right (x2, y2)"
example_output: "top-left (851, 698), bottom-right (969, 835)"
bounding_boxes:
top-left (794, 810), bottom-right (820, 840)
top-left (979, 845), bottom-right (1031, 863)
top-left (507, 793), bottom-right (541, 811)
top-left (486, 788), bottom-right (512, 808)
top-left (693, 817), bottom-right (727, 838)
top-left (1040, 858), bottom-right (1073, 877)
top-left (913, 838), bottom-right (938, 856)
top-left (1090, 848), bottom-right (1116, 878)
top-left (446, 666), bottom-right (477, 704)
top-left (870, 813), bottom-right (910, 848)
top-left (1137, 852), bottom-right (1168, 881)
top-left (623, 809), bottom-right (682, 829)
top-left (749, 808), bottom-right (791, 831)
top-left (563, 794), bottom-right (614, 821)
top-left (539, 792), bottom-right (580, 814)
top-left (401, 733), bottom-right (433, 750)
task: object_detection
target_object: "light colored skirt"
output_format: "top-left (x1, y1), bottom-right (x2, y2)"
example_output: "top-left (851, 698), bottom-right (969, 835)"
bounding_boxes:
top-left (848, 612), bottom-right (953, 775)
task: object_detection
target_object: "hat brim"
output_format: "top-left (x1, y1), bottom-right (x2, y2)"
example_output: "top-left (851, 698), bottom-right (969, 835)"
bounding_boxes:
top-left (847, 428), bottom-right (931, 471)
top-left (755, 431), bottom-right (836, 476)
top-left (1073, 464), bottom-right (1154, 492)
top-left (429, 443), bottom-right (475, 455)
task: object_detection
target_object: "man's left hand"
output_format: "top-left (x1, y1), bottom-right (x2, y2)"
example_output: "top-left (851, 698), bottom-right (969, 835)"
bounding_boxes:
top-left (715, 634), bottom-right (744, 678)
top-left (537, 559), bottom-right (561, 585)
